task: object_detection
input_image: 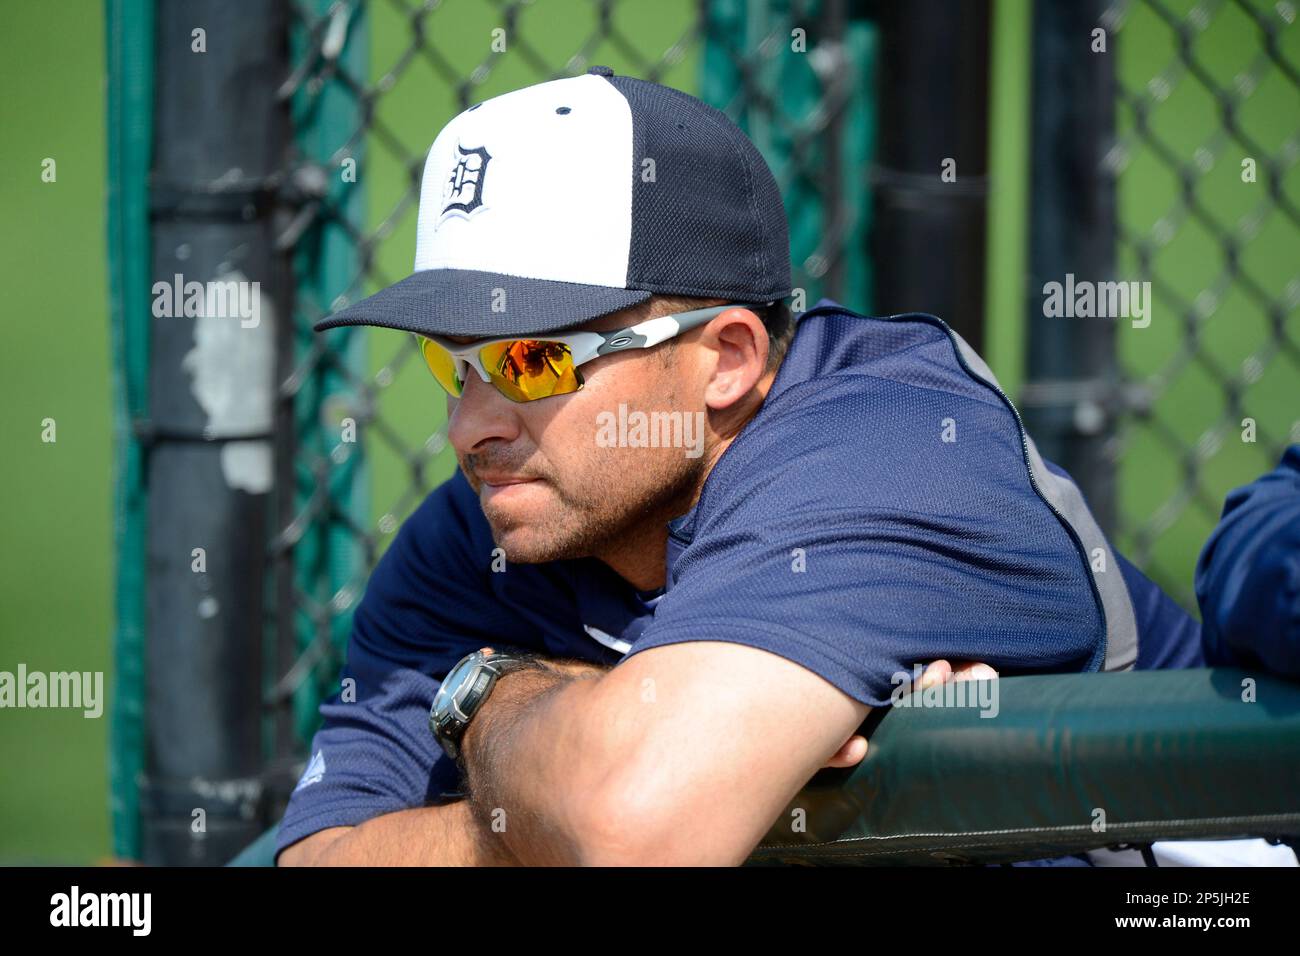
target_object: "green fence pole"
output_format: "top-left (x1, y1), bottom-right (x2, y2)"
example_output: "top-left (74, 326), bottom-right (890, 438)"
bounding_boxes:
top-left (105, 0), bottom-right (153, 862)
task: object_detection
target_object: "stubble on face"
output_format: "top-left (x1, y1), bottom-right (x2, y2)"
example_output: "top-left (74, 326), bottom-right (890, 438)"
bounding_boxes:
top-left (460, 364), bottom-right (709, 569)
top-left (468, 438), bottom-right (704, 566)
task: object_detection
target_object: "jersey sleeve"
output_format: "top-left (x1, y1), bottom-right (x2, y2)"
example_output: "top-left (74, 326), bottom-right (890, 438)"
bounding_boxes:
top-left (273, 471), bottom-right (526, 860)
top-left (621, 379), bottom-right (1109, 707)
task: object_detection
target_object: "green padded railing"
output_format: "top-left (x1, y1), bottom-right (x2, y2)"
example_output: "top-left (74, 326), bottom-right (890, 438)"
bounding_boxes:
top-left (752, 667), bottom-right (1300, 866)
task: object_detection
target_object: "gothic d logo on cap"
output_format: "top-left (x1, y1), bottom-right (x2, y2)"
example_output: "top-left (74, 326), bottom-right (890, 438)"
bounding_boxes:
top-left (441, 143), bottom-right (492, 220)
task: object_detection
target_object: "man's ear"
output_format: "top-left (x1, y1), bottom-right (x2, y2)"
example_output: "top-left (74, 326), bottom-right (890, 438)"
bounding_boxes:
top-left (702, 308), bottom-right (769, 411)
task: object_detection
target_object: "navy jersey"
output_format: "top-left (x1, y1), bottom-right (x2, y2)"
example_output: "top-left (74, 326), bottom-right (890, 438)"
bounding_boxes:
top-left (274, 300), bottom-right (1202, 860)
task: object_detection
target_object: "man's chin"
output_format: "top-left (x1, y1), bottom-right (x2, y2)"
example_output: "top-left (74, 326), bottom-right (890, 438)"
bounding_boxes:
top-left (485, 524), bottom-right (585, 564)
top-left (479, 481), bottom-right (568, 562)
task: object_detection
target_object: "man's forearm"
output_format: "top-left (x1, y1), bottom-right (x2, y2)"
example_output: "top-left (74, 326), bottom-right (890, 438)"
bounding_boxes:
top-left (300, 655), bottom-right (609, 867)
top-left (460, 659), bottom-right (611, 865)
top-left (308, 799), bottom-right (518, 866)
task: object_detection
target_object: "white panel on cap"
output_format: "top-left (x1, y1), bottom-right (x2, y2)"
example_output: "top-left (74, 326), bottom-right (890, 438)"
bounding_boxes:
top-left (412, 74), bottom-right (634, 288)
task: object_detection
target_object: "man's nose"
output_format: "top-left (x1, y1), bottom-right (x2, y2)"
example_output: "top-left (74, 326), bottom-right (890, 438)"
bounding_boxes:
top-left (446, 372), bottom-right (522, 454)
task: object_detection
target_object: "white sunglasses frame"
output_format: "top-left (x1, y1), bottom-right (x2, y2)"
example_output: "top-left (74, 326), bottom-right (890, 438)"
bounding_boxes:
top-left (414, 301), bottom-right (770, 402)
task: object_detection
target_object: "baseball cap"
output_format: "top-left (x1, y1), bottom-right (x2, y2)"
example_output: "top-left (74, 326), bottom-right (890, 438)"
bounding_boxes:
top-left (313, 65), bottom-right (792, 339)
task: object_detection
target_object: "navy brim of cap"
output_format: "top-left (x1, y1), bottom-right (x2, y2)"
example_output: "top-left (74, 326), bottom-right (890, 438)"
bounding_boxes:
top-left (312, 268), bottom-right (653, 338)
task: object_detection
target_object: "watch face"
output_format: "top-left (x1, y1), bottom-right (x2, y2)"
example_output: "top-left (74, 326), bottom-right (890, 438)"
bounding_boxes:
top-left (435, 655), bottom-right (478, 716)
top-left (431, 678), bottom-right (453, 715)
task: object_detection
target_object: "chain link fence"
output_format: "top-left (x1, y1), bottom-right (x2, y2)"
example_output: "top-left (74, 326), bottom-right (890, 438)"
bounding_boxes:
top-left (1105, 0), bottom-right (1299, 607)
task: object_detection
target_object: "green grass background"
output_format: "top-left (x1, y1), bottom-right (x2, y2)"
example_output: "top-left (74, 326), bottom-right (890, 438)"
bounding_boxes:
top-left (0, 1), bottom-right (113, 863)
top-left (0, 0), bottom-right (1294, 862)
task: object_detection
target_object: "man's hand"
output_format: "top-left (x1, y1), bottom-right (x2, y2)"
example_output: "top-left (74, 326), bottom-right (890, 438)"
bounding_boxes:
top-left (920, 658), bottom-right (999, 686)
top-left (820, 658), bottom-right (998, 769)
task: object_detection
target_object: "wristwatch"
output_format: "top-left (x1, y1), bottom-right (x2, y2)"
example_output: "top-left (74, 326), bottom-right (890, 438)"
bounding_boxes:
top-left (429, 648), bottom-right (547, 761)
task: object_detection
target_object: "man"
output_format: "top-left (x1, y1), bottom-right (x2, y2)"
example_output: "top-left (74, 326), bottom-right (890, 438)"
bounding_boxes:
top-left (275, 67), bottom-right (1201, 866)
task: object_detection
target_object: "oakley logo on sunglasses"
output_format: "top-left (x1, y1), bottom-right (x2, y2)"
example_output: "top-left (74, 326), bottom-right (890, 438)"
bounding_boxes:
top-left (442, 143), bottom-right (492, 220)
top-left (601, 331), bottom-right (650, 351)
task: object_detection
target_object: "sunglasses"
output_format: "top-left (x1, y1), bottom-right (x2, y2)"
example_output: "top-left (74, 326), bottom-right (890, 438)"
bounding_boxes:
top-left (414, 302), bottom-right (766, 403)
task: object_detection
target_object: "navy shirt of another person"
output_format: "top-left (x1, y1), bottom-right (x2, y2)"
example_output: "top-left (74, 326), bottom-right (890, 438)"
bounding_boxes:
top-left (1197, 445), bottom-right (1300, 678)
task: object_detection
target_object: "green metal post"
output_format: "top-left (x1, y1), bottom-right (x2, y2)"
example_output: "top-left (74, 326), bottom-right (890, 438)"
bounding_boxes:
top-left (105, 0), bottom-right (154, 861)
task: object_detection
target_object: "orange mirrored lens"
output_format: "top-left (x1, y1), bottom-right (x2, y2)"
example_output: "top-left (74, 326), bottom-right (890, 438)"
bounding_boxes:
top-left (478, 340), bottom-right (581, 402)
top-left (419, 338), bottom-right (464, 397)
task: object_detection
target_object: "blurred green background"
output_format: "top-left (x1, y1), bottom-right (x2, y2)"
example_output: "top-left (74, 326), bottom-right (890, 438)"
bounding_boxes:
top-left (1, 0), bottom-right (1294, 863)
top-left (1, 1), bottom-right (113, 863)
